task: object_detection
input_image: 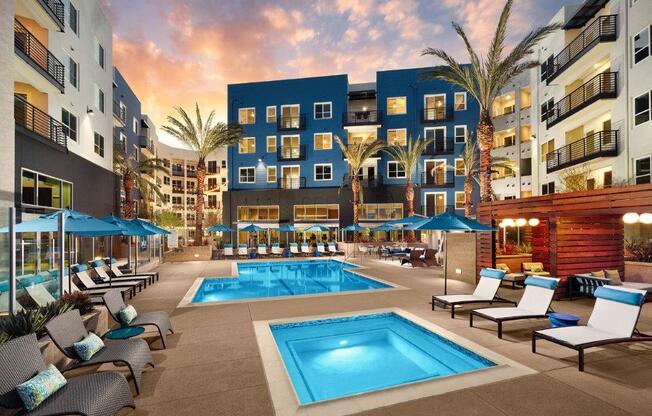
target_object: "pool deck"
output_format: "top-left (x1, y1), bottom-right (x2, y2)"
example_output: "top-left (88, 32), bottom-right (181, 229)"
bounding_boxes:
top-left (112, 257), bottom-right (652, 415)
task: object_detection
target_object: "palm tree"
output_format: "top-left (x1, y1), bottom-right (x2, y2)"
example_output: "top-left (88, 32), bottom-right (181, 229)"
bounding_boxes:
top-left (113, 145), bottom-right (169, 219)
top-left (335, 135), bottom-right (386, 238)
top-left (421, 0), bottom-right (560, 202)
top-left (383, 136), bottom-right (432, 238)
top-left (161, 104), bottom-right (243, 246)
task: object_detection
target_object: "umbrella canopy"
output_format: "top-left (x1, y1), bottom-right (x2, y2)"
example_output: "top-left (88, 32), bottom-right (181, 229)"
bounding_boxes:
top-left (342, 224), bottom-right (369, 232)
top-left (304, 224), bottom-right (329, 232)
top-left (406, 212), bottom-right (494, 232)
top-left (240, 223), bottom-right (266, 232)
top-left (373, 223), bottom-right (399, 232)
top-left (100, 215), bottom-right (152, 236)
top-left (385, 215), bottom-right (429, 226)
top-left (279, 223), bottom-right (295, 232)
top-left (207, 224), bottom-right (234, 232)
top-left (130, 218), bottom-right (170, 235)
top-left (0, 209), bottom-right (122, 236)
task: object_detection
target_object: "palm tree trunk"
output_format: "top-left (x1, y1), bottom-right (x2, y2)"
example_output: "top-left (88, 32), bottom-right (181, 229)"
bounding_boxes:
top-left (405, 180), bottom-right (415, 240)
top-left (195, 161), bottom-right (206, 246)
top-left (123, 176), bottom-right (134, 218)
top-left (352, 176), bottom-right (360, 243)
top-left (464, 176), bottom-right (473, 218)
top-left (477, 110), bottom-right (495, 203)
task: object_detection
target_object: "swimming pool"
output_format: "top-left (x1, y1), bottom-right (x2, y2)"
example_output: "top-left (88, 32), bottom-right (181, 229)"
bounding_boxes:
top-left (270, 312), bottom-right (497, 404)
top-left (190, 260), bottom-right (391, 304)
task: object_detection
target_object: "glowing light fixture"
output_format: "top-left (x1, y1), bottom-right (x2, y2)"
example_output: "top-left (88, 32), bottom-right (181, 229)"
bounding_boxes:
top-left (640, 213), bottom-right (652, 224)
top-left (503, 218), bottom-right (515, 227)
top-left (623, 213), bottom-right (640, 224)
top-left (515, 218), bottom-right (527, 227)
top-left (528, 218), bottom-right (540, 227)
top-left (498, 221), bottom-right (507, 228)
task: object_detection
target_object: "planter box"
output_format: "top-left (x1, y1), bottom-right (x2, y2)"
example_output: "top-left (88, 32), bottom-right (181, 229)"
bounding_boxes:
top-left (625, 261), bottom-right (652, 283)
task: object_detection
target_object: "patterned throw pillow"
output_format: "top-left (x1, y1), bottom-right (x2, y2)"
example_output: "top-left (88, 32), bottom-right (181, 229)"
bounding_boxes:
top-left (530, 265), bottom-right (544, 273)
top-left (73, 332), bottom-right (105, 361)
top-left (604, 269), bottom-right (623, 285)
top-left (119, 305), bottom-right (138, 324)
top-left (16, 364), bottom-right (67, 411)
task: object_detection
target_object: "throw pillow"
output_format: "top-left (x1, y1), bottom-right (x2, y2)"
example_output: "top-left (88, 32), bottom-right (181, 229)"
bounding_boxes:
top-left (16, 364), bottom-right (67, 411)
top-left (604, 269), bottom-right (623, 285)
top-left (73, 332), bottom-right (105, 361)
top-left (119, 305), bottom-right (138, 324)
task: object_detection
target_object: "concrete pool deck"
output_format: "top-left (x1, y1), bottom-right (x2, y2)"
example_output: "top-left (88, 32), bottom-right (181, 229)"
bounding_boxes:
top-left (112, 257), bottom-right (652, 415)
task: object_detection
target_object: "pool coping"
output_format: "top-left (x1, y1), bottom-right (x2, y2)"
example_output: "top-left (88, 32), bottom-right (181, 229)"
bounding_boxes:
top-left (254, 308), bottom-right (537, 416)
top-left (176, 258), bottom-right (407, 308)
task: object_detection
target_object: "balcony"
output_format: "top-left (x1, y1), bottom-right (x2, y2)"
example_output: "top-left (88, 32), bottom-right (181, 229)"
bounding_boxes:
top-left (14, 19), bottom-right (65, 92)
top-left (277, 177), bottom-right (306, 190)
top-left (421, 107), bottom-right (450, 123)
top-left (420, 171), bottom-right (455, 188)
top-left (342, 175), bottom-right (383, 188)
top-left (546, 130), bottom-right (618, 173)
top-left (171, 167), bottom-right (184, 177)
top-left (185, 170), bottom-right (197, 178)
top-left (277, 145), bottom-right (306, 161)
top-left (14, 94), bottom-right (66, 149)
top-left (546, 72), bottom-right (617, 128)
top-left (342, 110), bottom-right (382, 126)
top-left (277, 115), bottom-right (306, 131)
top-left (544, 15), bottom-right (617, 84)
top-left (423, 137), bottom-right (455, 155)
top-left (113, 100), bottom-right (126, 126)
top-left (172, 186), bottom-right (185, 194)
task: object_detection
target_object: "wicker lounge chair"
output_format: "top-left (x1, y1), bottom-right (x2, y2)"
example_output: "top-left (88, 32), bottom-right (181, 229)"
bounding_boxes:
top-left (0, 333), bottom-right (135, 416)
top-left (423, 249), bottom-right (438, 267)
top-left (400, 250), bottom-right (426, 268)
top-left (45, 310), bottom-right (154, 395)
top-left (103, 289), bottom-right (173, 349)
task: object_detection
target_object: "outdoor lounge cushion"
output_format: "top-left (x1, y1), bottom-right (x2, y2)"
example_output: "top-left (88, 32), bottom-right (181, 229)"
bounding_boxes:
top-left (495, 263), bottom-right (511, 273)
top-left (604, 269), bottom-right (623, 285)
top-left (591, 270), bottom-right (606, 278)
top-left (90, 260), bottom-right (104, 268)
top-left (71, 264), bottom-right (88, 273)
top-left (73, 333), bottom-right (105, 361)
top-left (16, 364), bottom-right (67, 411)
top-left (119, 305), bottom-right (138, 324)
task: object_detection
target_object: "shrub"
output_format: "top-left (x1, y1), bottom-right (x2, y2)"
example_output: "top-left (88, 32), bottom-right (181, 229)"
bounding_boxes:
top-left (625, 239), bottom-right (652, 263)
top-left (0, 299), bottom-right (72, 343)
top-left (60, 291), bottom-right (95, 315)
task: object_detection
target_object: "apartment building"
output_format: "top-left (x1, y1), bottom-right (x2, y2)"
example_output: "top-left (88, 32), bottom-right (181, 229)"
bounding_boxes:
top-left (1, 0), bottom-right (117, 222)
top-left (531, 0), bottom-right (652, 194)
top-left (491, 71), bottom-right (533, 200)
top-left (225, 69), bottom-right (479, 244)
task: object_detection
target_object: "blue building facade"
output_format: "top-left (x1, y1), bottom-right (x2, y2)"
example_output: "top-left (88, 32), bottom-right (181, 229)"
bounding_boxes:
top-left (224, 68), bottom-right (479, 243)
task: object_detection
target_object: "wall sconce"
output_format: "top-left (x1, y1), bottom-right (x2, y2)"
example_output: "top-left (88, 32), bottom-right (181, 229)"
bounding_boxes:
top-left (86, 107), bottom-right (94, 115)
top-left (624, 212), bottom-right (652, 224)
top-left (515, 218), bottom-right (527, 227)
top-left (528, 218), bottom-right (540, 227)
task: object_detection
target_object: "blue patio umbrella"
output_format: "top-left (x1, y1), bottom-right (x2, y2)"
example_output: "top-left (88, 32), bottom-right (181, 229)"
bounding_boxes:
top-left (373, 223), bottom-right (398, 231)
top-left (342, 224), bottom-right (368, 232)
top-left (100, 215), bottom-right (152, 236)
top-left (130, 218), bottom-right (170, 235)
top-left (384, 215), bottom-right (428, 226)
top-left (240, 224), bottom-right (266, 247)
top-left (207, 224), bottom-right (234, 232)
top-left (304, 224), bottom-right (329, 232)
top-left (407, 212), bottom-right (494, 294)
top-left (0, 209), bottom-right (122, 235)
top-left (279, 224), bottom-right (295, 246)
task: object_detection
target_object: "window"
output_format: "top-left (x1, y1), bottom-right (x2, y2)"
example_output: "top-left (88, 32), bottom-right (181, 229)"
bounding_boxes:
top-left (266, 106), bottom-right (276, 123)
top-left (21, 169), bottom-right (72, 209)
top-left (163, 176), bottom-right (170, 185)
top-left (604, 170), bottom-right (613, 188)
top-left (454, 159), bottom-right (465, 176)
top-left (635, 157), bottom-right (651, 184)
top-left (294, 204), bottom-right (339, 221)
top-left (266, 136), bottom-right (276, 153)
top-left (540, 98), bottom-right (554, 122)
top-left (387, 97), bottom-right (406, 115)
top-left (67, 56), bottom-right (78, 88)
top-left (314, 164), bottom-right (332, 181)
top-left (221, 160), bottom-right (227, 169)
top-left (267, 166), bottom-right (277, 183)
top-left (69, 3), bottom-right (78, 35)
top-left (360, 203), bottom-right (403, 221)
top-left (387, 161), bottom-right (406, 178)
top-left (238, 107), bottom-right (255, 124)
top-left (540, 55), bottom-right (554, 82)
top-left (119, 132), bottom-right (126, 151)
top-left (208, 177), bottom-right (217, 189)
top-left (634, 26), bottom-right (650, 64)
top-left (520, 158), bottom-right (532, 176)
top-left (541, 181), bottom-right (555, 195)
top-left (207, 160), bottom-right (217, 174)
top-left (314, 133), bottom-right (332, 150)
top-left (634, 91), bottom-right (651, 126)
top-left (454, 125), bottom-right (467, 143)
top-left (207, 195), bottom-right (218, 208)
top-left (239, 137), bottom-right (255, 153)
top-left (455, 192), bottom-right (465, 210)
top-left (454, 92), bottom-right (466, 111)
top-left (540, 139), bottom-right (554, 162)
top-left (94, 85), bottom-right (104, 113)
top-left (424, 126), bottom-right (447, 150)
top-left (239, 167), bottom-right (255, 183)
top-left (237, 205), bottom-right (280, 221)
top-left (133, 117), bottom-right (138, 134)
top-left (387, 129), bottom-right (407, 146)
top-left (61, 109), bottom-right (77, 142)
top-left (93, 132), bottom-right (104, 157)
top-left (95, 40), bottom-right (105, 69)
top-left (314, 102), bottom-right (332, 119)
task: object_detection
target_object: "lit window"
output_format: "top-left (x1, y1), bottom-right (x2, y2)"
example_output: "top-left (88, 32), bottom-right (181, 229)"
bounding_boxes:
top-left (540, 98), bottom-right (555, 122)
top-left (239, 137), bottom-right (255, 154)
top-left (94, 132), bottom-right (104, 157)
top-left (238, 108), bottom-right (255, 124)
top-left (387, 97), bottom-right (406, 115)
top-left (387, 129), bottom-right (407, 146)
top-left (314, 102), bottom-right (332, 119)
top-left (133, 117), bottom-right (138, 134)
top-left (454, 125), bottom-right (467, 143)
top-left (634, 26), bottom-right (650, 64)
top-left (455, 192), bottom-right (465, 210)
top-left (266, 136), bottom-right (277, 153)
top-left (266, 106), bottom-right (276, 123)
top-left (540, 139), bottom-right (554, 162)
top-left (267, 166), bottom-right (277, 183)
top-left (21, 169), bottom-right (72, 209)
top-left (314, 164), bottom-right (332, 181)
top-left (61, 109), bottom-right (77, 142)
top-left (455, 159), bottom-right (465, 176)
top-left (454, 92), bottom-right (467, 111)
top-left (635, 157), bottom-right (651, 184)
top-left (634, 91), bottom-right (650, 126)
top-left (239, 167), bottom-right (255, 183)
top-left (314, 133), bottom-right (332, 150)
top-left (387, 161), bottom-right (405, 178)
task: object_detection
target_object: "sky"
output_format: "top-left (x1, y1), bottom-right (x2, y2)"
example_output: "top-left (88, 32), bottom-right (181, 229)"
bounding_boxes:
top-left (100, 0), bottom-right (575, 147)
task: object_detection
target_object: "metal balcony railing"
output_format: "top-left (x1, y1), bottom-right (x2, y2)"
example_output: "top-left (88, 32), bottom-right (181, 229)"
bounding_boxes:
top-left (342, 175), bottom-right (383, 188)
top-left (277, 115), bottom-right (306, 131)
top-left (546, 72), bottom-right (617, 128)
top-left (544, 15), bottom-right (617, 83)
top-left (171, 168), bottom-right (184, 176)
top-left (423, 136), bottom-right (455, 155)
top-left (546, 130), bottom-right (618, 173)
top-left (422, 107), bottom-right (449, 122)
top-left (14, 19), bottom-right (65, 89)
top-left (39, 0), bottom-right (65, 27)
top-left (420, 170), bottom-right (455, 188)
top-left (342, 110), bottom-right (382, 126)
top-left (14, 94), bottom-right (66, 148)
top-left (277, 177), bottom-right (306, 189)
top-left (186, 170), bottom-right (197, 178)
top-left (172, 186), bottom-right (185, 193)
top-left (277, 145), bottom-right (306, 161)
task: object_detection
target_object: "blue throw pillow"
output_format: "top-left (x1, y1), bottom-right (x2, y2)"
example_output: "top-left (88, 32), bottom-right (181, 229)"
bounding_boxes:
top-left (119, 305), bottom-right (138, 324)
top-left (73, 332), bottom-right (105, 361)
top-left (16, 364), bottom-right (67, 411)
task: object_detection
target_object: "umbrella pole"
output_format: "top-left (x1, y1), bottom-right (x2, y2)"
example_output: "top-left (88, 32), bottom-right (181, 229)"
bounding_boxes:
top-left (444, 232), bottom-right (448, 295)
top-left (135, 237), bottom-right (138, 273)
top-left (8, 207), bottom-right (16, 314)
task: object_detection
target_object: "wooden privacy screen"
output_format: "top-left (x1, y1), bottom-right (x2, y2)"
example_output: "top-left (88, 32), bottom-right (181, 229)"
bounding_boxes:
top-left (477, 183), bottom-right (652, 283)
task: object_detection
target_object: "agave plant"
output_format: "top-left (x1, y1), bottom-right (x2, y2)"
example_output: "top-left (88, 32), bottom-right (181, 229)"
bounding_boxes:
top-left (0, 300), bottom-right (73, 341)
top-left (60, 291), bottom-right (94, 315)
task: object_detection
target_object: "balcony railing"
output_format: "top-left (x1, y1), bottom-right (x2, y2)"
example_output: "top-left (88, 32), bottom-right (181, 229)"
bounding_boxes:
top-left (186, 170), bottom-right (197, 178)
top-left (546, 130), bottom-right (618, 173)
top-left (546, 72), bottom-right (617, 128)
top-left (423, 136), bottom-right (455, 155)
top-left (171, 168), bottom-right (184, 176)
top-left (545, 15), bottom-right (617, 83)
top-left (14, 19), bottom-right (65, 90)
top-left (421, 170), bottom-right (455, 188)
top-left (342, 175), bottom-right (383, 188)
top-left (421, 107), bottom-right (449, 123)
top-left (277, 115), bottom-right (306, 131)
top-left (39, 0), bottom-right (65, 27)
top-left (277, 177), bottom-right (306, 189)
top-left (277, 145), bottom-right (306, 161)
top-left (14, 94), bottom-right (66, 148)
top-left (172, 186), bottom-right (185, 193)
top-left (113, 100), bottom-right (126, 124)
top-left (342, 110), bottom-right (382, 126)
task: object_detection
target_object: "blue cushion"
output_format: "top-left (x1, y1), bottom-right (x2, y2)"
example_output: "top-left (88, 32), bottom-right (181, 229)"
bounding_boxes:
top-left (524, 276), bottom-right (558, 290)
top-left (238, 244), bottom-right (247, 248)
top-left (110, 258), bottom-right (118, 264)
top-left (73, 333), bottom-right (105, 361)
top-left (119, 305), bottom-right (138, 324)
top-left (480, 268), bottom-right (506, 280)
top-left (290, 243), bottom-right (298, 246)
top-left (258, 244), bottom-right (266, 248)
top-left (224, 244), bottom-right (233, 248)
top-left (71, 264), bottom-right (87, 273)
top-left (90, 260), bottom-right (103, 268)
top-left (594, 286), bottom-right (645, 306)
top-left (16, 364), bottom-right (67, 411)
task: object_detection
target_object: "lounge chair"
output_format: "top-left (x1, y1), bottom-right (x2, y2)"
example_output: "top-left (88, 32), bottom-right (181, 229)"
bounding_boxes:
top-left (470, 276), bottom-right (560, 339)
top-left (495, 263), bottom-right (526, 289)
top-left (223, 244), bottom-right (234, 258)
top-left (90, 260), bottom-right (152, 288)
top-left (25, 283), bottom-right (57, 307)
top-left (328, 242), bottom-right (344, 255)
top-left (271, 243), bottom-right (283, 256)
top-left (0, 333), bottom-right (135, 416)
top-left (431, 268), bottom-right (516, 318)
top-left (103, 289), bottom-right (174, 349)
top-left (401, 250), bottom-right (426, 267)
top-left (257, 244), bottom-right (268, 257)
top-left (237, 244), bottom-right (249, 258)
top-left (424, 249), bottom-right (438, 267)
top-left (45, 309), bottom-right (154, 395)
top-left (533, 286), bottom-right (652, 371)
top-left (107, 258), bottom-right (159, 282)
top-left (300, 243), bottom-right (311, 256)
top-left (290, 243), bottom-right (300, 256)
top-left (522, 262), bottom-right (551, 277)
top-left (317, 243), bottom-right (330, 256)
top-left (72, 265), bottom-right (140, 297)
top-left (62, 274), bottom-right (116, 304)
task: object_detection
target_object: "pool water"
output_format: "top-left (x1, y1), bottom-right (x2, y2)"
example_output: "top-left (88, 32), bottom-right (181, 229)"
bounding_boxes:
top-left (192, 260), bottom-right (390, 303)
top-left (271, 312), bottom-right (496, 404)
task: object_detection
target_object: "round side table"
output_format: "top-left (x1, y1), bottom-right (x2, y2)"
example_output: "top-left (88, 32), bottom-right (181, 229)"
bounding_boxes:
top-left (548, 313), bottom-right (580, 328)
top-left (104, 326), bottom-right (145, 340)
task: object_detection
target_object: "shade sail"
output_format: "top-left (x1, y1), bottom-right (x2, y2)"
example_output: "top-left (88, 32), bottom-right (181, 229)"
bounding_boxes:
top-left (0, 209), bottom-right (122, 236)
top-left (406, 212), bottom-right (494, 232)
top-left (207, 224), bottom-right (234, 232)
top-left (342, 224), bottom-right (369, 232)
top-left (304, 224), bottom-right (330, 232)
top-left (279, 224), bottom-right (295, 232)
top-left (240, 223), bottom-right (266, 232)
